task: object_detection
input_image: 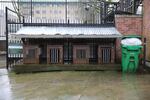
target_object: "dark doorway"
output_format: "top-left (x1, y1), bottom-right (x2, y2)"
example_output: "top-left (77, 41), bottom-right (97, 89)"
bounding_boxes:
top-left (89, 44), bottom-right (98, 64)
top-left (39, 44), bottom-right (47, 64)
top-left (63, 42), bottom-right (73, 64)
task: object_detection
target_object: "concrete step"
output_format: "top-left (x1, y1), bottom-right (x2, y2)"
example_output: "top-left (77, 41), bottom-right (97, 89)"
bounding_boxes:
top-left (13, 64), bottom-right (121, 73)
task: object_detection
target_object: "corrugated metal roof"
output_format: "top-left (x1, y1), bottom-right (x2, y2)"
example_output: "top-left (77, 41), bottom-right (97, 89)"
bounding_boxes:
top-left (13, 26), bottom-right (122, 38)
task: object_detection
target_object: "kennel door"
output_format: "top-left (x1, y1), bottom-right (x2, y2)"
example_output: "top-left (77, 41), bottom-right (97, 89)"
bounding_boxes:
top-left (50, 48), bottom-right (60, 64)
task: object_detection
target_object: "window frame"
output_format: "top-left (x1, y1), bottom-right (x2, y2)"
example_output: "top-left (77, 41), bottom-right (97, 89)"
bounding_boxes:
top-left (26, 48), bottom-right (36, 59)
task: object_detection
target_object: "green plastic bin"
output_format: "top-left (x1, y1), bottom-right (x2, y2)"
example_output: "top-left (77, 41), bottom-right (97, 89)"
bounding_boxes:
top-left (121, 45), bottom-right (142, 73)
top-left (121, 35), bottom-right (143, 73)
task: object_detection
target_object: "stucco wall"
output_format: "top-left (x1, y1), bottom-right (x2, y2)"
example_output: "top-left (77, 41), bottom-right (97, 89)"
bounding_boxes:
top-left (143, 0), bottom-right (150, 60)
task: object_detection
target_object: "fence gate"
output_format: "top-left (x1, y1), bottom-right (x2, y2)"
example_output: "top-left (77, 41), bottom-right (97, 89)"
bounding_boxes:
top-left (50, 48), bottom-right (60, 64)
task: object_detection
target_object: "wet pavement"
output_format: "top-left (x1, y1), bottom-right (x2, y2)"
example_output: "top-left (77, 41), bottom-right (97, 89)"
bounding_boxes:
top-left (0, 69), bottom-right (150, 100)
top-left (146, 62), bottom-right (150, 67)
top-left (0, 55), bottom-right (6, 68)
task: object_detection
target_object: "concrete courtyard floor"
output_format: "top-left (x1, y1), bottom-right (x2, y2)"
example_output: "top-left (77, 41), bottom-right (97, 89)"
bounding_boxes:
top-left (0, 55), bottom-right (6, 68)
top-left (0, 55), bottom-right (150, 100)
top-left (0, 68), bottom-right (150, 100)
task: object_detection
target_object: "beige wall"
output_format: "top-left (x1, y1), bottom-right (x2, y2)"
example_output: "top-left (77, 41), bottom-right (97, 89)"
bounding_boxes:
top-left (20, 3), bottom-right (100, 23)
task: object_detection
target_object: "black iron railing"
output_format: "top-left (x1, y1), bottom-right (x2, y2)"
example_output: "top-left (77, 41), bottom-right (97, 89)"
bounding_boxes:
top-left (1, 0), bottom-right (141, 28)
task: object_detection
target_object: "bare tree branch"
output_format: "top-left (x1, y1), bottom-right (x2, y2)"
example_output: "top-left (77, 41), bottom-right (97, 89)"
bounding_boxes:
top-left (11, 0), bottom-right (22, 22)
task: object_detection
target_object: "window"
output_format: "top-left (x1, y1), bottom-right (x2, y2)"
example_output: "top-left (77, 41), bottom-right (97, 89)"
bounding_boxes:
top-left (59, 10), bottom-right (61, 14)
top-left (54, 10), bottom-right (58, 14)
top-left (42, 10), bottom-right (46, 14)
top-left (42, 17), bottom-right (46, 19)
top-left (101, 47), bottom-right (111, 63)
top-left (54, 4), bottom-right (58, 8)
top-left (36, 10), bottom-right (40, 14)
top-left (76, 49), bottom-right (86, 59)
top-left (49, 10), bottom-right (52, 13)
top-left (26, 49), bottom-right (36, 59)
top-left (50, 48), bottom-right (60, 64)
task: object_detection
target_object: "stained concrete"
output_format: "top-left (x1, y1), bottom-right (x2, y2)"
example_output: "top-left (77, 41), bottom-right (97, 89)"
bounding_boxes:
top-left (0, 68), bottom-right (150, 100)
top-left (0, 55), bottom-right (6, 68)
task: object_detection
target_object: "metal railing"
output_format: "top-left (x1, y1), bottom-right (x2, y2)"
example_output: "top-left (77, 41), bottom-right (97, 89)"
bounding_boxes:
top-left (5, 7), bottom-right (24, 69)
top-left (1, 1), bottom-right (122, 26)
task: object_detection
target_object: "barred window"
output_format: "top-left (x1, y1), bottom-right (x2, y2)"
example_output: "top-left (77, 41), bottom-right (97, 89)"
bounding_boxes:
top-left (76, 49), bottom-right (86, 59)
top-left (50, 48), bottom-right (60, 64)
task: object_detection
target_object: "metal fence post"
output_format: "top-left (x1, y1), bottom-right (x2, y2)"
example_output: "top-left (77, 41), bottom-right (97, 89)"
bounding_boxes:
top-left (5, 7), bottom-right (9, 69)
top-left (65, 0), bottom-right (67, 24)
top-left (31, 0), bottom-right (33, 23)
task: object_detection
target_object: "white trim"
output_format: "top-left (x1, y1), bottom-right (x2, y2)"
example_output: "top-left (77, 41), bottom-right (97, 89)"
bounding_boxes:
top-left (0, 37), bottom-right (6, 40)
top-left (8, 46), bottom-right (23, 49)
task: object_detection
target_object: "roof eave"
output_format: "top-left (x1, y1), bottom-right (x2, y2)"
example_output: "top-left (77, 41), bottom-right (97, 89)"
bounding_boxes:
top-left (13, 34), bottom-right (122, 39)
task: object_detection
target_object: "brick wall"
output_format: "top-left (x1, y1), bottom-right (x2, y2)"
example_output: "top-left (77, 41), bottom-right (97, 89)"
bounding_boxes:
top-left (143, 0), bottom-right (150, 60)
top-left (115, 15), bottom-right (143, 62)
top-left (115, 15), bottom-right (142, 35)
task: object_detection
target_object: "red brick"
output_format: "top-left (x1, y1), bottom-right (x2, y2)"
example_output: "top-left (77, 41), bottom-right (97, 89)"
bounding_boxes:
top-left (115, 15), bottom-right (143, 62)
